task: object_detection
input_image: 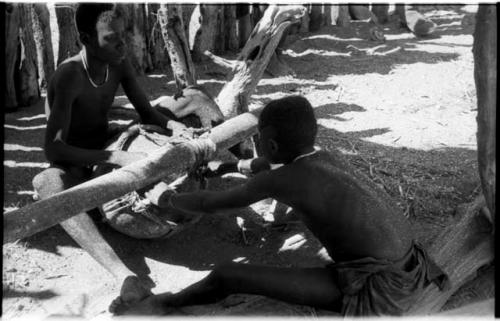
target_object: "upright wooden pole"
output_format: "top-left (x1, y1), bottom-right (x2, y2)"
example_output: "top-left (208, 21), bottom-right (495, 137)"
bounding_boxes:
top-left (5, 3), bottom-right (19, 110)
top-left (55, 4), bottom-right (80, 66)
top-left (32, 3), bottom-right (55, 90)
top-left (158, 4), bottom-right (197, 89)
top-left (18, 4), bottom-right (40, 106)
top-left (473, 5), bottom-right (496, 220)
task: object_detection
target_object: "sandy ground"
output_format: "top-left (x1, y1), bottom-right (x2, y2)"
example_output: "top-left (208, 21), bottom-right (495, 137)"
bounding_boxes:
top-left (2, 5), bottom-right (494, 319)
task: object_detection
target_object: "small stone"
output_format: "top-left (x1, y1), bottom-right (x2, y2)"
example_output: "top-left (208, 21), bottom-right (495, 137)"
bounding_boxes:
top-left (17, 304), bottom-right (24, 311)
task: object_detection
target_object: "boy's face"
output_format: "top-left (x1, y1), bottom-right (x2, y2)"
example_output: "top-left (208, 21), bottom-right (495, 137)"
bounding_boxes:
top-left (258, 126), bottom-right (280, 163)
top-left (87, 17), bottom-right (126, 65)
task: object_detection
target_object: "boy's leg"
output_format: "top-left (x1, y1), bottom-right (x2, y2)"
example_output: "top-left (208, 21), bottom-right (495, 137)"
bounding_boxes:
top-left (32, 167), bottom-right (152, 303)
top-left (113, 263), bottom-right (343, 315)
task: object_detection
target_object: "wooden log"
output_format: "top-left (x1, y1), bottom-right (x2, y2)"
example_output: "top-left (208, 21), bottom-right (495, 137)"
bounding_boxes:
top-left (406, 196), bottom-right (493, 314)
top-left (5, 3), bottom-right (19, 110)
top-left (405, 10), bottom-right (437, 37)
top-left (224, 5), bottom-right (239, 52)
top-left (32, 3), bottom-right (55, 90)
top-left (192, 4), bottom-right (221, 61)
top-left (55, 4), bottom-right (80, 66)
top-left (3, 107), bottom-right (264, 244)
top-left (158, 4), bottom-right (197, 89)
top-left (216, 5), bottom-right (306, 119)
top-left (372, 4), bottom-right (389, 24)
top-left (17, 4), bottom-right (40, 106)
top-left (473, 5), bottom-right (496, 220)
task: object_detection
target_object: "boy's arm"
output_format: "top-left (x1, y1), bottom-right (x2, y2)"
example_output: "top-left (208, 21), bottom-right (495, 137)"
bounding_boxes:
top-left (203, 157), bottom-right (272, 177)
top-left (150, 171), bottom-right (275, 215)
top-left (45, 65), bottom-right (145, 167)
top-left (119, 59), bottom-right (188, 135)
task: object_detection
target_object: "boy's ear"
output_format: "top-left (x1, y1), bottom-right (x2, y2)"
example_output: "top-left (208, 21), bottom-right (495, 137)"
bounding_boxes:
top-left (268, 139), bottom-right (279, 154)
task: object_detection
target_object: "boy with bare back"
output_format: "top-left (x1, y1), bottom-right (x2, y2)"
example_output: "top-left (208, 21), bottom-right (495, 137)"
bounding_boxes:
top-left (32, 3), bottom-right (194, 305)
top-left (111, 96), bottom-right (449, 316)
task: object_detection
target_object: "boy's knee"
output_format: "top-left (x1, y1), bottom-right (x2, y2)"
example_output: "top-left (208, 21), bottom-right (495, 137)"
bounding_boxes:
top-left (32, 167), bottom-right (74, 199)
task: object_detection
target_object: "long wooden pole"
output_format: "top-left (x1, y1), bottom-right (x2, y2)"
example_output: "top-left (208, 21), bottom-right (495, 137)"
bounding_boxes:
top-left (3, 108), bottom-right (262, 244)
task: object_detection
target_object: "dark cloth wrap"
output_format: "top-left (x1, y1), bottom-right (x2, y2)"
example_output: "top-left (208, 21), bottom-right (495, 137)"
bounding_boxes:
top-left (330, 241), bottom-right (449, 316)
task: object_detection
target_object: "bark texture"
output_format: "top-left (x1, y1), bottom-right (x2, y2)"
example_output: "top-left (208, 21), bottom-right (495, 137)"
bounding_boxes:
top-left (32, 3), bottom-right (55, 89)
top-left (158, 4), bottom-right (197, 90)
top-left (55, 4), bottom-right (80, 66)
top-left (5, 3), bottom-right (20, 109)
top-left (473, 5), bottom-right (496, 220)
top-left (216, 5), bottom-right (306, 119)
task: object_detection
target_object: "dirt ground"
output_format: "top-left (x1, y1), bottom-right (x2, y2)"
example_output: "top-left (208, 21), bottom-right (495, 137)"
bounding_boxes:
top-left (2, 5), bottom-right (494, 319)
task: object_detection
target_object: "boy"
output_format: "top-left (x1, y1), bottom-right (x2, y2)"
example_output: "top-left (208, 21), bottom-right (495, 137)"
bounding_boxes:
top-left (32, 3), bottom-right (193, 305)
top-left (111, 96), bottom-right (449, 316)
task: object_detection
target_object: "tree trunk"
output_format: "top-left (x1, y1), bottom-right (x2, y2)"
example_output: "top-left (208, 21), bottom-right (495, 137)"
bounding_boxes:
top-left (4, 107), bottom-right (265, 244)
top-left (192, 4), bottom-right (221, 61)
top-left (216, 5), bottom-right (306, 119)
top-left (372, 4), bottom-right (389, 24)
top-left (214, 6), bottom-right (226, 54)
top-left (323, 4), bottom-right (332, 26)
top-left (32, 3), bottom-right (55, 90)
top-left (55, 4), bottom-right (80, 66)
top-left (473, 5), bottom-right (496, 220)
top-left (146, 4), bottom-right (169, 71)
top-left (236, 4), bottom-right (252, 48)
top-left (299, 6), bottom-right (310, 32)
top-left (17, 4), bottom-right (40, 106)
top-left (309, 4), bottom-right (322, 31)
top-left (337, 5), bottom-right (351, 27)
top-left (158, 4), bottom-right (197, 90)
top-left (5, 3), bottom-right (19, 110)
top-left (121, 4), bottom-right (148, 75)
top-left (395, 4), bottom-right (407, 26)
top-left (224, 4), bottom-right (239, 52)
top-left (181, 4), bottom-right (196, 45)
top-left (406, 196), bottom-right (493, 314)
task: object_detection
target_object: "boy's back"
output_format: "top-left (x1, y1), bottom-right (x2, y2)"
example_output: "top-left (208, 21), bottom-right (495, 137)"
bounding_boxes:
top-left (265, 149), bottom-right (414, 262)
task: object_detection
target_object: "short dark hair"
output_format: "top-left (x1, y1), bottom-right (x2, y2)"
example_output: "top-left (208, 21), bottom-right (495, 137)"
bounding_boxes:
top-left (75, 3), bottom-right (122, 36)
top-left (259, 96), bottom-right (317, 154)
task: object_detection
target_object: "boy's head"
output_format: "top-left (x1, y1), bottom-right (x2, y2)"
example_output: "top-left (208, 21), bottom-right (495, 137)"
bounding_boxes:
top-left (75, 3), bottom-right (126, 65)
top-left (258, 96), bottom-right (317, 163)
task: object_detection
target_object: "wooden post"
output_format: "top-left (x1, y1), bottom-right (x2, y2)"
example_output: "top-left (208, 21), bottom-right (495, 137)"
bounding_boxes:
top-left (146, 4), bottom-right (169, 71)
top-left (3, 107), bottom-right (264, 244)
top-left (18, 4), bottom-right (40, 106)
top-left (236, 4), bottom-right (252, 48)
top-left (309, 4), bottom-right (322, 31)
top-left (120, 4), bottom-right (149, 75)
top-left (5, 3), bottom-right (19, 110)
top-left (473, 5), bottom-right (496, 220)
top-left (372, 4), bottom-right (389, 24)
top-left (337, 5), bottom-right (351, 27)
top-left (323, 4), bottom-right (332, 26)
top-left (299, 6), bottom-right (310, 32)
top-left (224, 4), bottom-right (239, 52)
top-left (158, 4), bottom-right (197, 89)
top-left (32, 3), bottom-right (55, 90)
top-left (216, 5), bottom-right (306, 119)
top-left (192, 4), bottom-right (221, 61)
top-left (55, 3), bottom-right (80, 66)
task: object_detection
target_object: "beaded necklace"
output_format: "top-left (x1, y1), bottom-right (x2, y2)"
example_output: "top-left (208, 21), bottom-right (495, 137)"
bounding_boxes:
top-left (80, 49), bottom-right (109, 88)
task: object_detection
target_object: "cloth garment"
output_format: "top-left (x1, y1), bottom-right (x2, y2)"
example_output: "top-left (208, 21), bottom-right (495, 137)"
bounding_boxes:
top-left (329, 241), bottom-right (449, 316)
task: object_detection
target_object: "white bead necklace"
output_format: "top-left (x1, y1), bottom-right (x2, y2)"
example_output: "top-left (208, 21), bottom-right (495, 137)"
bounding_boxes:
top-left (293, 146), bottom-right (320, 162)
top-left (80, 50), bottom-right (108, 88)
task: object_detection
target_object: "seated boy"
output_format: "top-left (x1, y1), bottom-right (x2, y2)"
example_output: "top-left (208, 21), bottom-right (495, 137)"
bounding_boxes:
top-left (32, 3), bottom-right (196, 305)
top-left (111, 96), bottom-right (449, 316)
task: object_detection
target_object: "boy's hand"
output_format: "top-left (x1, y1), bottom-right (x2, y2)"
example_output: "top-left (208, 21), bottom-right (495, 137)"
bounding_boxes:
top-left (199, 161), bottom-right (238, 177)
top-left (145, 182), bottom-right (176, 208)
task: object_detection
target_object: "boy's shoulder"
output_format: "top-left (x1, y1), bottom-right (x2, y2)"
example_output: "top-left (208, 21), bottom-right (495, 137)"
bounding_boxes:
top-left (51, 58), bottom-right (86, 91)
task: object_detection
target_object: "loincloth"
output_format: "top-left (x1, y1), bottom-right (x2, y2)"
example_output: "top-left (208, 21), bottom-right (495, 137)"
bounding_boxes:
top-left (329, 241), bottom-right (449, 316)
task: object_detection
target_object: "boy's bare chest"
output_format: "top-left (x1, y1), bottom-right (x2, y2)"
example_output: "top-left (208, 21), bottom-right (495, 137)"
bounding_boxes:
top-left (73, 79), bottom-right (120, 119)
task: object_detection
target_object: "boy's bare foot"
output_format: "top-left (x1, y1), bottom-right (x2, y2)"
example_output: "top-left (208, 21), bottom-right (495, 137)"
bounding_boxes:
top-left (109, 275), bottom-right (153, 314)
top-left (110, 294), bottom-right (172, 316)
